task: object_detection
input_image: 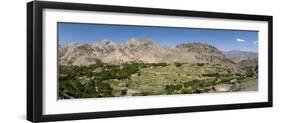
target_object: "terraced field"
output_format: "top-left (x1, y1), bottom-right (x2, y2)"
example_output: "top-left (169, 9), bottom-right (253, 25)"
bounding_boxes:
top-left (59, 62), bottom-right (257, 99)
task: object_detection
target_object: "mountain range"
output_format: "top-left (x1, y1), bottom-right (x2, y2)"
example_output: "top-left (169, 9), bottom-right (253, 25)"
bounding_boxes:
top-left (224, 50), bottom-right (258, 67)
top-left (59, 38), bottom-right (257, 68)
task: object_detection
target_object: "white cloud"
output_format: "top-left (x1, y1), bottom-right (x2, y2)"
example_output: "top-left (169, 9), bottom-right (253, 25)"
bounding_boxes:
top-left (253, 41), bottom-right (258, 45)
top-left (236, 38), bottom-right (245, 42)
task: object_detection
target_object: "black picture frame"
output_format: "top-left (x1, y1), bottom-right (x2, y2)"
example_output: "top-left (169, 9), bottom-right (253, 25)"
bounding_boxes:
top-left (27, 1), bottom-right (273, 122)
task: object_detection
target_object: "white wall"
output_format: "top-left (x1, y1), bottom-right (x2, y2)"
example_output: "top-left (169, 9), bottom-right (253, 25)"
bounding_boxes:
top-left (0, 0), bottom-right (280, 123)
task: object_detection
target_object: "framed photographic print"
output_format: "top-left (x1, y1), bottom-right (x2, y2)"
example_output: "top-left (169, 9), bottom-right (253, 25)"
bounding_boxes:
top-left (27, 1), bottom-right (273, 122)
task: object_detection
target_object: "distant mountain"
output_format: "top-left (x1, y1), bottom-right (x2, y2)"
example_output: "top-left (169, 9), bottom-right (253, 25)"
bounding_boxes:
top-left (59, 39), bottom-right (238, 70)
top-left (223, 50), bottom-right (258, 67)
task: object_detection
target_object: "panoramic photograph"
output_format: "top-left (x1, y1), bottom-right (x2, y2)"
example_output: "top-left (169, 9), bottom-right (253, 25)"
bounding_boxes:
top-left (58, 22), bottom-right (258, 99)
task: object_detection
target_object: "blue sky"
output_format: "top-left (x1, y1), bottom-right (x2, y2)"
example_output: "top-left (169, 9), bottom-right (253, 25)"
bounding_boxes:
top-left (58, 22), bottom-right (258, 52)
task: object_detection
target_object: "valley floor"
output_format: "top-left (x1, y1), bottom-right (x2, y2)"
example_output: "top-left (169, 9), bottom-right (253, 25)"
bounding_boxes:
top-left (58, 62), bottom-right (258, 99)
top-left (239, 78), bottom-right (258, 91)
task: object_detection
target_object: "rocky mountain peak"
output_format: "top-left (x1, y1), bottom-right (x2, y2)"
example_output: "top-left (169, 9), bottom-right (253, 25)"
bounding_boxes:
top-left (126, 38), bottom-right (158, 48)
top-left (96, 39), bottom-right (117, 47)
top-left (99, 39), bottom-right (113, 44)
top-left (177, 42), bottom-right (223, 55)
top-left (59, 40), bottom-right (237, 66)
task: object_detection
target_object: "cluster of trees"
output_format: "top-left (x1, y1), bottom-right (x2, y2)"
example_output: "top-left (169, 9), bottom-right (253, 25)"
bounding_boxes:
top-left (59, 61), bottom-right (169, 99)
top-left (59, 79), bottom-right (114, 99)
top-left (164, 76), bottom-right (240, 94)
top-left (165, 84), bottom-right (183, 94)
top-left (254, 65), bottom-right (258, 78)
top-left (202, 73), bottom-right (220, 77)
top-left (132, 91), bottom-right (154, 96)
top-left (164, 79), bottom-right (215, 95)
top-left (197, 63), bottom-right (205, 66)
top-left (174, 62), bottom-right (184, 67)
top-left (184, 79), bottom-right (217, 89)
top-left (244, 65), bottom-right (258, 77)
top-left (202, 72), bottom-right (234, 78)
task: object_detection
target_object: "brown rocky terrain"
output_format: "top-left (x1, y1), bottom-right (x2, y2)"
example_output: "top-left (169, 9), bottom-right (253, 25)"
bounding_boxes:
top-left (224, 50), bottom-right (258, 67)
top-left (59, 38), bottom-right (238, 69)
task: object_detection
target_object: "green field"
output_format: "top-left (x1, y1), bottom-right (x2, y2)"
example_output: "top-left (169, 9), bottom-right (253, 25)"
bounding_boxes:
top-left (58, 61), bottom-right (258, 99)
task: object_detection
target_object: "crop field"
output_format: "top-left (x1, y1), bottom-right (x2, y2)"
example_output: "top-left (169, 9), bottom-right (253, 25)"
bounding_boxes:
top-left (58, 61), bottom-right (258, 99)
